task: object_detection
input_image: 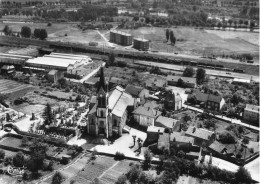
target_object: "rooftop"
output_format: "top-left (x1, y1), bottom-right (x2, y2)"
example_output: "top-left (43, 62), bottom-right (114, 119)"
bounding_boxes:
top-left (155, 116), bottom-right (178, 129)
top-left (132, 106), bottom-right (161, 118)
top-left (134, 37), bottom-right (149, 42)
top-left (170, 132), bottom-right (194, 144)
top-left (147, 126), bottom-right (165, 133)
top-left (125, 84), bottom-right (145, 97)
top-left (245, 104), bottom-right (260, 113)
top-left (185, 127), bottom-right (215, 141)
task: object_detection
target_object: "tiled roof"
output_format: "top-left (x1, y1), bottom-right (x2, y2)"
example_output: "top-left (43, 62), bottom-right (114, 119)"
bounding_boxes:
top-left (48, 70), bottom-right (58, 75)
top-left (88, 103), bottom-right (97, 114)
top-left (155, 116), bottom-right (178, 129)
top-left (158, 133), bottom-right (170, 150)
top-left (133, 106), bottom-right (161, 118)
top-left (208, 94), bottom-right (223, 103)
top-left (147, 126), bottom-right (165, 133)
top-left (125, 84), bottom-right (144, 97)
top-left (112, 92), bottom-right (134, 117)
top-left (170, 132), bottom-right (194, 144)
top-left (185, 127), bottom-right (214, 141)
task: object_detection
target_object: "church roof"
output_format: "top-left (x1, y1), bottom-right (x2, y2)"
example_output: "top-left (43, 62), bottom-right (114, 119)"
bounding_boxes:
top-left (88, 103), bottom-right (97, 114)
top-left (97, 67), bottom-right (107, 92)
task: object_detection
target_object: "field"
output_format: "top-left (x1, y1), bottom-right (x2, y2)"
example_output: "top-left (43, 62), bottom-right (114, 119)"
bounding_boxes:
top-left (56, 156), bottom-right (135, 184)
top-left (118, 27), bottom-right (259, 58)
top-left (0, 79), bottom-right (34, 100)
top-left (0, 137), bottom-right (23, 148)
top-left (1, 22), bottom-right (258, 59)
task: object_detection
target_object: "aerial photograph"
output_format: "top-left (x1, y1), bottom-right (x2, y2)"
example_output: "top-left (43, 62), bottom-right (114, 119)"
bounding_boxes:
top-left (0, 0), bottom-right (259, 183)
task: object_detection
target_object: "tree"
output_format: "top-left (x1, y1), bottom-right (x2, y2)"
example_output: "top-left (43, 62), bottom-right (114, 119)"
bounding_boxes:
top-left (228, 19), bottom-right (233, 27)
top-left (219, 131), bottom-right (236, 144)
top-left (13, 151), bottom-right (25, 167)
top-left (57, 78), bottom-right (67, 88)
top-left (42, 103), bottom-right (54, 125)
top-left (52, 172), bottom-right (65, 184)
top-left (183, 67), bottom-right (195, 77)
top-left (28, 139), bottom-right (47, 173)
top-left (143, 149), bottom-right (152, 170)
top-left (235, 167), bottom-right (252, 183)
top-left (47, 22), bottom-right (52, 27)
top-left (231, 93), bottom-right (239, 104)
top-left (242, 137), bottom-right (249, 144)
top-left (169, 30), bottom-right (176, 45)
top-left (34, 28), bottom-right (41, 38)
top-left (21, 26), bottom-right (31, 38)
top-left (108, 52), bottom-right (115, 66)
top-left (115, 175), bottom-right (127, 184)
top-left (3, 25), bottom-right (12, 36)
top-left (39, 29), bottom-right (48, 40)
top-left (196, 68), bottom-right (206, 84)
top-left (177, 78), bottom-right (184, 87)
top-left (166, 29), bottom-right (169, 41)
top-left (0, 149), bottom-right (5, 160)
top-left (193, 5), bottom-right (197, 12)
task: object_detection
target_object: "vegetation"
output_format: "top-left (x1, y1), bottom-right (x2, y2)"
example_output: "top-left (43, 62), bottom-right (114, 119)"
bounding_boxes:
top-left (115, 152), bottom-right (125, 160)
top-left (3, 25), bottom-right (12, 36)
top-left (42, 103), bottom-right (54, 125)
top-left (196, 68), bottom-right (206, 84)
top-left (21, 26), bottom-right (31, 38)
top-left (219, 131), bottom-right (236, 144)
top-left (52, 172), bottom-right (65, 184)
top-left (183, 67), bottom-right (195, 77)
top-left (34, 28), bottom-right (48, 40)
top-left (13, 151), bottom-right (26, 167)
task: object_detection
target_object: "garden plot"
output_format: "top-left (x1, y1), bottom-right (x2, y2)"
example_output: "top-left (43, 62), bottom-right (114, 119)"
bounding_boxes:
top-left (0, 79), bottom-right (33, 97)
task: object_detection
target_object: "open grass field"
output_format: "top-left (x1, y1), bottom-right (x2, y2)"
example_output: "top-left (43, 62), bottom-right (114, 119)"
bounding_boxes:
top-left (0, 137), bottom-right (22, 148)
top-left (118, 27), bottom-right (259, 57)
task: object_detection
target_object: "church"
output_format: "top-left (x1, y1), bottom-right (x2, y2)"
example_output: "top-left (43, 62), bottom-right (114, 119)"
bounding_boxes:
top-left (86, 67), bottom-right (134, 138)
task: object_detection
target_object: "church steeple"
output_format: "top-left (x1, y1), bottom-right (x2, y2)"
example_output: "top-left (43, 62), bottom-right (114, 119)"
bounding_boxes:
top-left (97, 67), bottom-right (106, 92)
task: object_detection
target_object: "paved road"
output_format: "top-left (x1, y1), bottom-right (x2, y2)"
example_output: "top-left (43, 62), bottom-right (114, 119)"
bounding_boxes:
top-left (135, 60), bottom-right (259, 82)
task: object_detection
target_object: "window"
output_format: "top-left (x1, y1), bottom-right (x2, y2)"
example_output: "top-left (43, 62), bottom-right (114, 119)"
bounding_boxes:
top-left (113, 119), bottom-right (117, 126)
top-left (91, 118), bottom-right (94, 125)
top-left (100, 110), bottom-right (104, 117)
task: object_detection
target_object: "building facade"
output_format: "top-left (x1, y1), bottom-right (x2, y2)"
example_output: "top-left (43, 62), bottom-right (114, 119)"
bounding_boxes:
top-left (243, 104), bottom-right (260, 123)
top-left (86, 67), bottom-right (134, 138)
top-left (110, 30), bottom-right (133, 46)
top-left (133, 38), bottom-right (149, 51)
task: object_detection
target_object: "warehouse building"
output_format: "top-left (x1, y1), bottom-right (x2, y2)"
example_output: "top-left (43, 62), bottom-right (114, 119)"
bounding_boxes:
top-left (25, 53), bottom-right (92, 71)
top-left (133, 38), bottom-right (149, 51)
top-left (0, 53), bottom-right (33, 66)
top-left (110, 30), bottom-right (133, 46)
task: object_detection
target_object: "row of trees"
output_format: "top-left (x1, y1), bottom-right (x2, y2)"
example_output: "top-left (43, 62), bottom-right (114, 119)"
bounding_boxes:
top-left (183, 67), bottom-right (206, 84)
top-left (165, 29), bottom-right (176, 45)
top-left (3, 25), bottom-right (48, 40)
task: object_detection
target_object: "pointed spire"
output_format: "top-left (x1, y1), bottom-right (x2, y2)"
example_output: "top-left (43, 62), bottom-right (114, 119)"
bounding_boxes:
top-left (98, 67), bottom-right (106, 92)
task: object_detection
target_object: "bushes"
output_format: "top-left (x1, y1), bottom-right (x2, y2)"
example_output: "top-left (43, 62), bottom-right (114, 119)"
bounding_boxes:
top-left (0, 150), bottom-right (5, 160)
top-left (115, 152), bottom-right (125, 160)
top-left (219, 131), bottom-right (236, 144)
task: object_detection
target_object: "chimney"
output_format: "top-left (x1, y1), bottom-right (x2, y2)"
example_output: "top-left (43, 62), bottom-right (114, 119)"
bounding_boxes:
top-left (192, 127), bottom-right (196, 133)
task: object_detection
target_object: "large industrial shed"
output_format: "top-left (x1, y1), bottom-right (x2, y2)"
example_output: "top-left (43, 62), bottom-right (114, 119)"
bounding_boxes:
top-left (0, 53), bottom-right (33, 66)
top-left (25, 53), bottom-right (92, 71)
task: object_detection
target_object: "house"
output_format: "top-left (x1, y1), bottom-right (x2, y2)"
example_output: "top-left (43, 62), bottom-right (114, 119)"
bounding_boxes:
top-left (132, 105), bottom-right (161, 127)
top-left (155, 116), bottom-right (180, 132)
top-left (125, 84), bottom-right (149, 103)
top-left (1, 65), bottom-right (15, 75)
top-left (164, 91), bottom-right (182, 111)
top-left (206, 94), bottom-right (225, 111)
top-left (243, 104), bottom-right (260, 124)
top-left (166, 75), bottom-right (197, 88)
top-left (187, 90), bottom-right (225, 111)
top-left (185, 127), bottom-right (216, 146)
top-left (47, 70), bottom-right (64, 83)
top-left (108, 77), bottom-right (128, 89)
top-left (157, 132), bottom-right (195, 152)
top-left (86, 67), bottom-right (134, 138)
top-left (143, 76), bottom-right (167, 91)
top-left (146, 126), bottom-right (165, 144)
